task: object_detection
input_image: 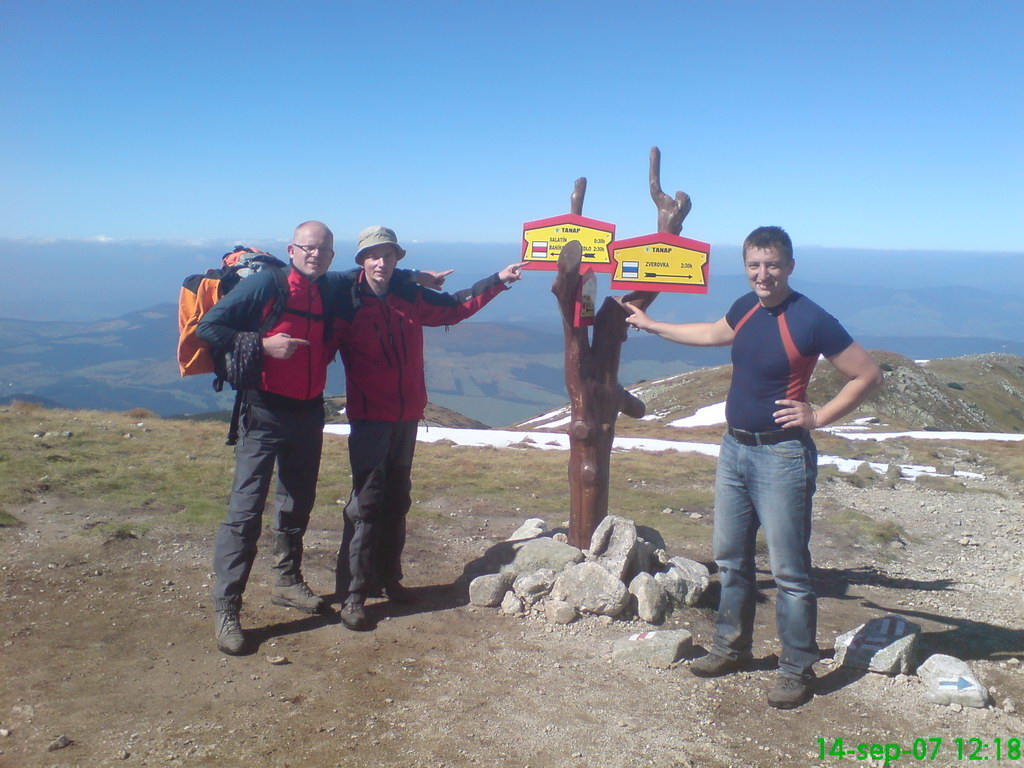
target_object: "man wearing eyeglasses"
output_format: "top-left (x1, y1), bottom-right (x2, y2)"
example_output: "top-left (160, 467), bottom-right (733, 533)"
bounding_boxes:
top-left (199, 221), bottom-right (449, 655)
top-left (198, 220), bottom-right (338, 655)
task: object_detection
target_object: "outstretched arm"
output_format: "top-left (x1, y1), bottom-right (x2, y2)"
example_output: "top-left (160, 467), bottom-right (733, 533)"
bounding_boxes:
top-left (773, 342), bottom-right (884, 429)
top-left (623, 302), bottom-right (734, 347)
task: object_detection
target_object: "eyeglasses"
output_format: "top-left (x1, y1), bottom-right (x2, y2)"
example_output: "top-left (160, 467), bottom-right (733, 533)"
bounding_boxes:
top-left (291, 243), bottom-right (334, 256)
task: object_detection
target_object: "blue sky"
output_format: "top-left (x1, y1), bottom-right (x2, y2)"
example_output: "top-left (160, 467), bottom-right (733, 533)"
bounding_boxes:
top-left (2, 0), bottom-right (1021, 252)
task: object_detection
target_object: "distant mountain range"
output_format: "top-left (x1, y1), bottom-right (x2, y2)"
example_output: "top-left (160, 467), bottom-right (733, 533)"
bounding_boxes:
top-left (3, 237), bottom-right (1023, 322)
top-left (1, 237), bottom-right (1020, 425)
top-left (1, 298), bottom-right (1022, 427)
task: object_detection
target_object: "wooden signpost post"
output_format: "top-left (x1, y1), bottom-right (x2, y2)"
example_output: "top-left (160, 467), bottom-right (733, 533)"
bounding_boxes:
top-left (549, 147), bottom-right (695, 548)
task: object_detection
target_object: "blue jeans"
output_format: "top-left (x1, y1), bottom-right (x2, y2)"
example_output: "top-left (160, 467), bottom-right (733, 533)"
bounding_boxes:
top-left (711, 431), bottom-right (819, 681)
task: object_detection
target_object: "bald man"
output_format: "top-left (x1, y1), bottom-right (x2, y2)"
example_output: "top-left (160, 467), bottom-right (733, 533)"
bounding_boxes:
top-left (199, 221), bottom-right (337, 654)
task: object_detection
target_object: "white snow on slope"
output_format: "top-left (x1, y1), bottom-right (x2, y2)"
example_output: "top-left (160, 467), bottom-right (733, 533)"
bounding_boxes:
top-left (323, 424), bottom-right (1007, 481)
top-left (668, 401), bottom-right (726, 428)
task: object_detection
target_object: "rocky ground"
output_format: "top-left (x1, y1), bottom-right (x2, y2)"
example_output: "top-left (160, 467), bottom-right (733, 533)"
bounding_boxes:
top-left (1, 459), bottom-right (1023, 768)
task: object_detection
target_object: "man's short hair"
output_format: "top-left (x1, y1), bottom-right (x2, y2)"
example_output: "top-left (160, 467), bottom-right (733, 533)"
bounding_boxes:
top-left (743, 226), bottom-right (793, 263)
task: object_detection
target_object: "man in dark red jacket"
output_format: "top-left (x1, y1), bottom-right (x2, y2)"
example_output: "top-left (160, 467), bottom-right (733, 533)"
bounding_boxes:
top-left (198, 220), bottom-right (337, 654)
top-left (331, 225), bottom-right (523, 630)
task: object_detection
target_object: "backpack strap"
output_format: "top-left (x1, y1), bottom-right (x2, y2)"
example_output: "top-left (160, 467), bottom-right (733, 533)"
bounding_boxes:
top-left (224, 266), bottom-right (290, 445)
top-left (225, 390), bottom-right (244, 446)
top-left (262, 267), bottom-right (291, 333)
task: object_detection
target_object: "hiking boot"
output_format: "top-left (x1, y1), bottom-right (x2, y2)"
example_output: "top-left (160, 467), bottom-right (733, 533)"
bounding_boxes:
top-left (384, 582), bottom-right (416, 605)
top-left (339, 602), bottom-right (370, 631)
top-left (767, 676), bottom-right (813, 709)
top-left (271, 581), bottom-right (326, 614)
top-left (214, 610), bottom-right (245, 655)
top-left (689, 653), bottom-right (745, 678)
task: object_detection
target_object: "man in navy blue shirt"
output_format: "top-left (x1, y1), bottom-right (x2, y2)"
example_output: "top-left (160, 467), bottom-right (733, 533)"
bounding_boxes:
top-left (625, 226), bottom-right (882, 708)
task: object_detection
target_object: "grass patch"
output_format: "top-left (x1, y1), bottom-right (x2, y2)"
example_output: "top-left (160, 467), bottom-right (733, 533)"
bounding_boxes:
top-left (91, 522), bottom-right (146, 540)
top-left (915, 475), bottom-right (967, 492)
top-left (0, 408), bottom-right (239, 526)
top-left (981, 441), bottom-right (1024, 484)
top-left (0, 405), bottom-right (721, 552)
top-left (827, 508), bottom-right (909, 548)
top-left (0, 510), bottom-right (23, 527)
top-left (396, 441), bottom-right (718, 548)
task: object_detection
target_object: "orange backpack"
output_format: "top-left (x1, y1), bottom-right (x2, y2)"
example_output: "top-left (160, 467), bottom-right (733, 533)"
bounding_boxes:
top-left (177, 246), bottom-right (287, 377)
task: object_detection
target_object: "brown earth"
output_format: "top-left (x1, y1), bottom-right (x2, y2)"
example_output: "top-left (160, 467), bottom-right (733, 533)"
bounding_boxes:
top-left (2, 461), bottom-right (1023, 768)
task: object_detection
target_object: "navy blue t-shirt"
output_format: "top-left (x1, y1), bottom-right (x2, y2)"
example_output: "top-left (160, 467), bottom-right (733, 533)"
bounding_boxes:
top-left (725, 291), bottom-right (853, 432)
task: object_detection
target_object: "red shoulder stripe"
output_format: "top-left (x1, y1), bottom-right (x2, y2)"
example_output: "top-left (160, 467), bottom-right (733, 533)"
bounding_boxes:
top-left (777, 312), bottom-right (817, 401)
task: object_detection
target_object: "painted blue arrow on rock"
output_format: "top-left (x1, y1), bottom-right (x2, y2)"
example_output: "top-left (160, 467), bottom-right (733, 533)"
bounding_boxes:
top-left (937, 677), bottom-right (973, 690)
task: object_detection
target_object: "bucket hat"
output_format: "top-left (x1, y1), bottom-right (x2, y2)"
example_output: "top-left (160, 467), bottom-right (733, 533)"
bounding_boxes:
top-left (354, 225), bottom-right (406, 264)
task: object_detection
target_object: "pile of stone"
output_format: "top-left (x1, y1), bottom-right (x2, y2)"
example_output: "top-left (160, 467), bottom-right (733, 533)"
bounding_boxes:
top-left (464, 515), bottom-right (710, 625)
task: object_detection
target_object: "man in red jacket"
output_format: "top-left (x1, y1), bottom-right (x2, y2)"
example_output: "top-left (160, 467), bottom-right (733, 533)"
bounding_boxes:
top-left (198, 220), bottom-right (337, 654)
top-left (332, 225), bottom-right (523, 630)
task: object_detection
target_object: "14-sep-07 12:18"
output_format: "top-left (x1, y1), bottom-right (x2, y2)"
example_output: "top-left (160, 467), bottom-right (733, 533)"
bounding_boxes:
top-left (817, 736), bottom-right (1021, 763)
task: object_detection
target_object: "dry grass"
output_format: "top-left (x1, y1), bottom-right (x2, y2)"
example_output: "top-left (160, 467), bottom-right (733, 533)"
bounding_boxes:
top-left (826, 508), bottom-right (910, 548)
top-left (0, 406), bottom-right (721, 553)
top-left (0, 407), bottom-right (236, 526)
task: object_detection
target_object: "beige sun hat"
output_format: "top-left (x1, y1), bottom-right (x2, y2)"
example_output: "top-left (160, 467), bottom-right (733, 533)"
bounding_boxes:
top-left (354, 225), bottom-right (406, 264)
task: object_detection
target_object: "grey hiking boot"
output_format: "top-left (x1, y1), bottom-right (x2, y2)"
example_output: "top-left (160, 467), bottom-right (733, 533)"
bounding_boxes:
top-left (689, 653), bottom-right (746, 678)
top-left (271, 581), bottom-right (326, 614)
top-left (214, 610), bottom-right (245, 655)
top-left (767, 675), bottom-right (813, 709)
top-left (339, 601), bottom-right (370, 631)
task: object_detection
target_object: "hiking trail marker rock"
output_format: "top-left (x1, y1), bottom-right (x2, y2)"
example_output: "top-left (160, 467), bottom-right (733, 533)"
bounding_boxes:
top-left (917, 653), bottom-right (991, 708)
top-left (834, 614), bottom-right (921, 675)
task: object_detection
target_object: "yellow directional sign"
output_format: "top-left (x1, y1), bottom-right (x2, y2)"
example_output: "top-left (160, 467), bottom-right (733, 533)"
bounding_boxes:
top-left (521, 214), bottom-right (615, 272)
top-left (610, 234), bottom-right (711, 294)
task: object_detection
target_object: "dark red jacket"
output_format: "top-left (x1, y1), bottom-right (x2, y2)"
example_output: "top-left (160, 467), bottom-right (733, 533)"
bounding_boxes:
top-left (331, 269), bottom-right (508, 421)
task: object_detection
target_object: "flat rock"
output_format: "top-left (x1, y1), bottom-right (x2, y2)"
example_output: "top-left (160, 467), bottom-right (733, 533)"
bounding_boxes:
top-left (834, 614), bottom-right (920, 675)
top-left (612, 629), bottom-right (693, 668)
top-left (506, 538), bottom-right (584, 576)
top-left (507, 518), bottom-right (549, 541)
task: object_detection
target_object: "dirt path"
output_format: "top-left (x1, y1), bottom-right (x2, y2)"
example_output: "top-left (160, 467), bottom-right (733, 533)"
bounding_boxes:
top-left (2, 470), bottom-right (1023, 768)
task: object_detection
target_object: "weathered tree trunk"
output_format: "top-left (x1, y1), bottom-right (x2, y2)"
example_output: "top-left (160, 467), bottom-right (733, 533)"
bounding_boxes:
top-left (554, 148), bottom-right (691, 549)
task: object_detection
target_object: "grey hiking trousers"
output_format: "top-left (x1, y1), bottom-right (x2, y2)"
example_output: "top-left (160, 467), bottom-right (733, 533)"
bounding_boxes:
top-left (212, 400), bottom-right (324, 612)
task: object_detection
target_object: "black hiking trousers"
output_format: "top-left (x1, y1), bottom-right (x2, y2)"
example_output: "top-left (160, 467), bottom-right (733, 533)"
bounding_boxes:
top-left (336, 419), bottom-right (418, 603)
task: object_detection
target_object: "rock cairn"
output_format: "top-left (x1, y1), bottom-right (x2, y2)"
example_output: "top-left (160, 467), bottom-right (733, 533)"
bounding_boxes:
top-left (465, 515), bottom-right (709, 625)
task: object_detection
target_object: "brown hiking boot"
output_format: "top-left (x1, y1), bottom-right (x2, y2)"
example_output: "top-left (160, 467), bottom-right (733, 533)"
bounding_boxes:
top-left (767, 676), bottom-right (813, 709)
top-left (689, 653), bottom-right (745, 678)
top-left (214, 610), bottom-right (245, 655)
top-left (271, 581), bottom-right (325, 614)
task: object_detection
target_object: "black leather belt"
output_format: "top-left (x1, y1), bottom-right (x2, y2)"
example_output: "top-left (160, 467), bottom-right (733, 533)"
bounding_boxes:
top-left (727, 426), bottom-right (805, 446)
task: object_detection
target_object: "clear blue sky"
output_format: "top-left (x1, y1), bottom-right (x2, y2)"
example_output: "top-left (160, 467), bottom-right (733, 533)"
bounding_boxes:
top-left (2, 0), bottom-right (1021, 251)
